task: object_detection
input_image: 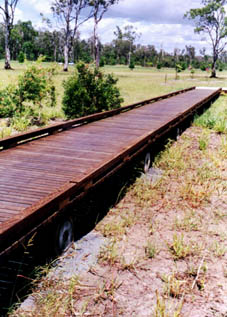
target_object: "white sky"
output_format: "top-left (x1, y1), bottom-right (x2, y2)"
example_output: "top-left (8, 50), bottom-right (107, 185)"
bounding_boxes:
top-left (8, 0), bottom-right (227, 54)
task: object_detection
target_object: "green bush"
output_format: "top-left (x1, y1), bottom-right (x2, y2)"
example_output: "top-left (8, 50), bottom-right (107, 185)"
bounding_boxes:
top-left (157, 62), bottom-right (162, 69)
top-left (11, 113), bottom-right (31, 131)
top-left (129, 59), bottom-right (135, 70)
top-left (175, 64), bottom-right (182, 73)
top-left (18, 65), bottom-right (56, 109)
top-left (0, 85), bottom-right (18, 118)
top-left (200, 64), bottom-right (207, 71)
top-left (181, 62), bottom-right (187, 70)
top-left (0, 64), bottom-right (56, 128)
top-left (62, 62), bottom-right (123, 119)
top-left (18, 51), bottom-right (25, 63)
top-left (146, 62), bottom-right (153, 67)
top-left (99, 57), bottom-right (105, 67)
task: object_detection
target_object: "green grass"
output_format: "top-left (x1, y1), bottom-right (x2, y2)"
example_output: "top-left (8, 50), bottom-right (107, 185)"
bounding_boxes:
top-left (0, 61), bottom-right (226, 137)
top-left (103, 65), bottom-right (227, 105)
top-left (0, 60), bottom-right (227, 107)
top-left (194, 96), bottom-right (227, 134)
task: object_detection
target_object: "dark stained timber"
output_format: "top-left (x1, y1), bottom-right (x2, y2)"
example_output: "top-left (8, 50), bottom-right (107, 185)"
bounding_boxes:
top-left (0, 87), bottom-right (222, 258)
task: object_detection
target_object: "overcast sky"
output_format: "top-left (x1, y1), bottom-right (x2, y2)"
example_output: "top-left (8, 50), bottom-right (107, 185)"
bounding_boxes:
top-left (12, 0), bottom-right (227, 54)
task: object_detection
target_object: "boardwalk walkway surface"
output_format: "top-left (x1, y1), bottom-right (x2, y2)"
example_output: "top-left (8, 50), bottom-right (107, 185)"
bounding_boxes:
top-left (0, 87), bottom-right (221, 256)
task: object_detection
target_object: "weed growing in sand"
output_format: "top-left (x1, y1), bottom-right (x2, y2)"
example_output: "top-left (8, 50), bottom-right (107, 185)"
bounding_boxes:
top-left (145, 241), bottom-right (158, 259)
top-left (162, 272), bottom-right (186, 298)
top-left (168, 233), bottom-right (201, 260)
top-left (155, 139), bottom-right (190, 172)
top-left (213, 209), bottom-right (226, 221)
top-left (198, 131), bottom-right (210, 151)
top-left (219, 135), bottom-right (227, 158)
top-left (97, 211), bottom-right (135, 238)
top-left (153, 290), bottom-right (183, 317)
top-left (149, 220), bottom-right (157, 235)
top-left (131, 176), bottom-right (164, 208)
top-left (94, 277), bottom-right (121, 303)
top-left (186, 261), bottom-right (208, 277)
top-left (173, 211), bottom-right (200, 232)
top-left (211, 241), bottom-right (226, 257)
top-left (98, 239), bottom-right (120, 265)
top-left (120, 256), bottom-right (138, 271)
top-left (179, 179), bottom-right (212, 208)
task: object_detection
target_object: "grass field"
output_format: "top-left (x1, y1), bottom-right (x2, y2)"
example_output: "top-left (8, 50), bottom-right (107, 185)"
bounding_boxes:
top-left (104, 65), bottom-right (227, 105)
top-left (0, 60), bottom-right (226, 138)
top-left (0, 60), bottom-right (227, 108)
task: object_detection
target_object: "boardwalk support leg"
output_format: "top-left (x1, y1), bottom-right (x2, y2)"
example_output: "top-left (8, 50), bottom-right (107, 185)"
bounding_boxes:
top-left (144, 152), bottom-right (151, 173)
top-left (55, 218), bottom-right (74, 255)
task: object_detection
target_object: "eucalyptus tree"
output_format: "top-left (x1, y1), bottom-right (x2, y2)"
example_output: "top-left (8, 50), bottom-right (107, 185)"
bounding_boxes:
top-left (51, 0), bottom-right (92, 71)
top-left (185, 0), bottom-right (227, 77)
top-left (113, 25), bottom-right (140, 65)
top-left (89, 0), bottom-right (119, 67)
top-left (123, 25), bottom-right (140, 65)
top-left (185, 45), bottom-right (196, 65)
top-left (0, 0), bottom-right (19, 69)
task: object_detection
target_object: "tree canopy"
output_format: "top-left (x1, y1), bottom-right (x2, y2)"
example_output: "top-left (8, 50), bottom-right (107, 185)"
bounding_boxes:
top-left (185, 0), bottom-right (227, 77)
top-left (51, 0), bottom-right (92, 71)
top-left (89, 0), bottom-right (119, 66)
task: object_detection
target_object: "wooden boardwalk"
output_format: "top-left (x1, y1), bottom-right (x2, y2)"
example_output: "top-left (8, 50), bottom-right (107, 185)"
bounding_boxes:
top-left (0, 87), bottom-right (221, 257)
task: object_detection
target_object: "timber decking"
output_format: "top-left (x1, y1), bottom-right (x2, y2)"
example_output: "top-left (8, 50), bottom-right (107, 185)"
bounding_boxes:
top-left (0, 87), bottom-right (221, 256)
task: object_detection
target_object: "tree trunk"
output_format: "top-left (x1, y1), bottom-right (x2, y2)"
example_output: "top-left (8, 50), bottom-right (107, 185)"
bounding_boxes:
top-left (128, 51), bottom-right (131, 65)
top-left (54, 45), bottom-right (57, 62)
top-left (63, 17), bottom-right (71, 72)
top-left (210, 53), bottom-right (217, 78)
top-left (210, 46), bottom-right (218, 78)
top-left (4, 0), bottom-right (12, 70)
top-left (5, 45), bottom-right (11, 69)
top-left (96, 41), bottom-right (100, 67)
top-left (63, 27), bottom-right (70, 71)
top-left (93, 19), bottom-right (99, 67)
top-left (63, 43), bottom-right (69, 71)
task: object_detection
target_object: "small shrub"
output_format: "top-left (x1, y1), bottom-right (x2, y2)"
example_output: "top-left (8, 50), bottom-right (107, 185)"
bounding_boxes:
top-left (0, 85), bottom-right (19, 118)
top-left (175, 64), bottom-right (182, 73)
top-left (200, 64), bottom-right (207, 71)
top-left (146, 62), bottom-right (153, 67)
top-left (99, 57), bottom-right (105, 67)
top-left (0, 127), bottom-right (12, 138)
top-left (18, 51), bottom-right (25, 63)
top-left (62, 62), bottom-right (123, 119)
top-left (18, 65), bottom-right (56, 109)
top-left (181, 62), bottom-right (187, 70)
top-left (157, 62), bottom-right (162, 69)
top-left (0, 64), bottom-right (56, 131)
top-left (129, 59), bottom-right (135, 70)
top-left (11, 114), bottom-right (31, 131)
top-left (190, 68), bottom-right (195, 78)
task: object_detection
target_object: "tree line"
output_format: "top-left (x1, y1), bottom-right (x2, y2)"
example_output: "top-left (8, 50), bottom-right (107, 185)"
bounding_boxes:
top-left (0, 20), bottom-right (226, 71)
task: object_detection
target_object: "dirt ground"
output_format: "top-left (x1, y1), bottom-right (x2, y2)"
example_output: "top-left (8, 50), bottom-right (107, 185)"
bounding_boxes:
top-left (13, 126), bottom-right (227, 317)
